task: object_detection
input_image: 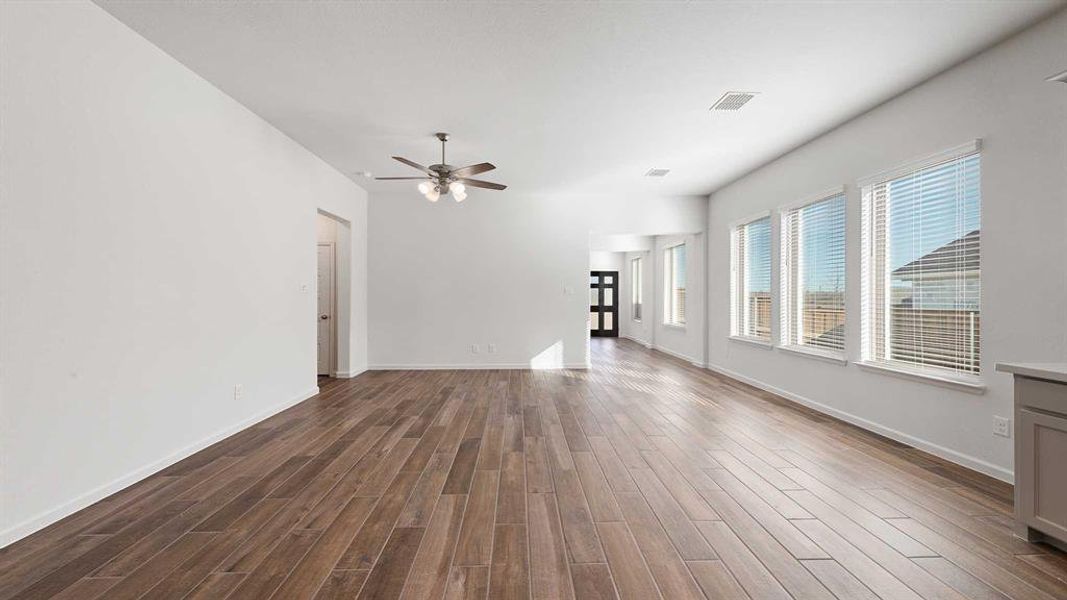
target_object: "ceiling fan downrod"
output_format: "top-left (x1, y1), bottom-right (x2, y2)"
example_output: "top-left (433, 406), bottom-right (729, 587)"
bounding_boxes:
top-left (437, 132), bottom-right (448, 166)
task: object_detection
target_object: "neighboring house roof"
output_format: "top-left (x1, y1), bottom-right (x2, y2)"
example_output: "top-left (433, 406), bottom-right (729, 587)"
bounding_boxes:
top-left (810, 324), bottom-right (844, 346)
top-left (892, 230), bottom-right (979, 280)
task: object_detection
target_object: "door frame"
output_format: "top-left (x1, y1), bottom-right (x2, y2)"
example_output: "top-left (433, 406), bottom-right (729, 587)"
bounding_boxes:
top-left (590, 270), bottom-right (619, 337)
top-left (317, 241), bottom-right (336, 376)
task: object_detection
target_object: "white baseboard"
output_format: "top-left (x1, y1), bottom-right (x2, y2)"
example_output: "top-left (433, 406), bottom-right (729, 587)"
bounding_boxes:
top-left (650, 343), bottom-right (702, 367)
top-left (621, 334), bottom-right (653, 349)
top-left (0, 386), bottom-right (320, 549)
top-left (621, 334), bottom-right (703, 367)
top-left (369, 363), bottom-right (590, 370)
top-left (334, 368), bottom-right (366, 379)
top-left (702, 361), bottom-right (1014, 483)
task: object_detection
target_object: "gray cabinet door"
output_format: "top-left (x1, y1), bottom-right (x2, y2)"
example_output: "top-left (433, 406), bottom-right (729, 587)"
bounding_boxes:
top-left (1019, 407), bottom-right (1067, 541)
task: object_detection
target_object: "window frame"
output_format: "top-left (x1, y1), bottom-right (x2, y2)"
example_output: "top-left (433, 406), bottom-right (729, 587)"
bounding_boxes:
top-left (729, 211), bottom-right (773, 345)
top-left (777, 186), bottom-right (848, 364)
top-left (663, 242), bottom-right (687, 328)
top-left (631, 257), bottom-right (643, 322)
top-left (858, 140), bottom-right (984, 391)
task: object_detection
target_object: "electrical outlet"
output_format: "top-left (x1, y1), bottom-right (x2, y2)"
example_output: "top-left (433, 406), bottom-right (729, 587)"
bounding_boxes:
top-left (471, 344), bottom-right (480, 354)
top-left (993, 416), bottom-right (1011, 438)
top-left (234, 384), bottom-right (244, 401)
top-left (488, 344), bottom-right (496, 354)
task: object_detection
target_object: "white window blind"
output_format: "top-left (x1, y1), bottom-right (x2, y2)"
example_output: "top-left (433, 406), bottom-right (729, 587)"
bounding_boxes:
top-left (664, 244), bottom-right (686, 326)
top-left (731, 216), bottom-right (771, 341)
top-left (631, 257), bottom-right (642, 321)
top-left (861, 147), bottom-right (980, 377)
top-left (781, 192), bottom-right (846, 354)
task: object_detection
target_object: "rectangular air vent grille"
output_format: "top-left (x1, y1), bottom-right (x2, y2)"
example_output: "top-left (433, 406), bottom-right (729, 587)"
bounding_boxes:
top-left (711, 92), bottom-right (757, 111)
top-left (645, 168), bottom-right (670, 177)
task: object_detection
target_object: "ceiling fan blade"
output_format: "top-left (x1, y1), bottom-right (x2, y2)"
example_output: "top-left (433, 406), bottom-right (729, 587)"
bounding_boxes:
top-left (392, 156), bottom-right (432, 174)
top-left (450, 162), bottom-right (495, 178)
top-left (458, 178), bottom-right (507, 191)
top-left (375, 176), bottom-right (431, 180)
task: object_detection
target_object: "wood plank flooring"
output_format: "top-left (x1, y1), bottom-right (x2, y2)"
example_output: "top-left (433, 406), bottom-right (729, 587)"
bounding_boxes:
top-left (3, 338), bottom-right (1066, 599)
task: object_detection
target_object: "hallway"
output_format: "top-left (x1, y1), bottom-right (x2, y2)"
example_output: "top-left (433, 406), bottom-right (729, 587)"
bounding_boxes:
top-left (2, 338), bottom-right (1065, 599)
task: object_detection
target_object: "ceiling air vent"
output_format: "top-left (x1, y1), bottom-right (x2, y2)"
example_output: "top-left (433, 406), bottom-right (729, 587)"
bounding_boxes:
top-left (645, 168), bottom-right (670, 177)
top-left (710, 92), bottom-right (757, 111)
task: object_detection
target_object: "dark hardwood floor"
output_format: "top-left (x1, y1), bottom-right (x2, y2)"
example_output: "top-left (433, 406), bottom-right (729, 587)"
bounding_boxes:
top-left (3, 338), bottom-right (1066, 599)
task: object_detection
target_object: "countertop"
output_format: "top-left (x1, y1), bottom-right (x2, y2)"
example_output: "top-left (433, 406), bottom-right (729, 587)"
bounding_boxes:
top-left (996, 362), bottom-right (1067, 385)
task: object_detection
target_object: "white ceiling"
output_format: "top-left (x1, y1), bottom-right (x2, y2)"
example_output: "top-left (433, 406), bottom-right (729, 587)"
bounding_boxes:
top-left (96, 1), bottom-right (1062, 197)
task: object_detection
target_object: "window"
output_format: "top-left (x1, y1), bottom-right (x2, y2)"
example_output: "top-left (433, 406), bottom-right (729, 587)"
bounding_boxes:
top-left (781, 191), bottom-right (846, 356)
top-left (731, 215), bottom-right (772, 342)
top-left (664, 244), bottom-right (686, 326)
top-left (631, 257), bottom-right (643, 321)
top-left (861, 143), bottom-right (980, 379)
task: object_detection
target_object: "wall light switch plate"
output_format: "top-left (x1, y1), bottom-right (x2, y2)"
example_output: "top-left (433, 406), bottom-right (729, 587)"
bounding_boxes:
top-left (993, 416), bottom-right (1011, 438)
top-left (488, 344), bottom-right (496, 354)
top-left (471, 344), bottom-right (480, 354)
top-left (234, 384), bottom-right (244, 401)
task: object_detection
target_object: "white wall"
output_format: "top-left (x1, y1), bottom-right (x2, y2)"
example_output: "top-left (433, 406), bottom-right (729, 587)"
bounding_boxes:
top-left (705, 9), bottom-right (1067, 481)
top-left (368, 192), bottom-right (704, 369)
top-left (589, 251), bottom-right (624, 272)
top-left (588, 233), bottom-right (654, 254)
top-left (0, 1), bottom-right (368, 546)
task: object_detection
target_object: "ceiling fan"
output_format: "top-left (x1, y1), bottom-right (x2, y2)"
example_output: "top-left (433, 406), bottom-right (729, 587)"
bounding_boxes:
top-left (375, 132), bottom-right (507, 202)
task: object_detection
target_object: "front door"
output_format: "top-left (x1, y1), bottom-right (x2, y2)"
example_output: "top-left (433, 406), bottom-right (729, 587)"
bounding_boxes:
top-left (590, 271), bottom-right (618, 337)
top-left (317, 243), bottom-right (334, 376)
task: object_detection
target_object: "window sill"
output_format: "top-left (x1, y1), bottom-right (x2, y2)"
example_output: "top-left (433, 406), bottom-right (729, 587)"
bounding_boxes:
top-left (777, 345), bottom-right (847, 365)
top-left (729, 336), bottom-right (773, 349)
top-left (662, 323), bottom-right (686, 330)
top-left (855, 361), bottom-right (986, 394)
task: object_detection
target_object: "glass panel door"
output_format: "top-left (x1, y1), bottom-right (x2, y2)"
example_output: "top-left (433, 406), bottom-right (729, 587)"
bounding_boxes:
top-left (590, 270), bottom-right (619, 337)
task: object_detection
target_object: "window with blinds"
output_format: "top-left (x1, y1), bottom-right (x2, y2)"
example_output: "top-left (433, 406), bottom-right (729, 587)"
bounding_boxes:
top-left (631, 257), bottom-right (642, 321)
top-left (861, 144), bottom-right (981, 378)
top-left (731, 215), bottom-right (772, 341)
top-left (664, 244), bottom-right (686, 326)
top-left (781, 192), bottom-right (846, 355)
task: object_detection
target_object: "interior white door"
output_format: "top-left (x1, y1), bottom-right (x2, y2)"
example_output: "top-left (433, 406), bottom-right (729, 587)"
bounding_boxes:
top-left (317, 243), bottom-right (334, 376)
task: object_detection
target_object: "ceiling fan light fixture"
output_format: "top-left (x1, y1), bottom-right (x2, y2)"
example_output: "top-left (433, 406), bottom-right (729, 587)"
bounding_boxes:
top-left (377, 133), bottom-right (507, 201)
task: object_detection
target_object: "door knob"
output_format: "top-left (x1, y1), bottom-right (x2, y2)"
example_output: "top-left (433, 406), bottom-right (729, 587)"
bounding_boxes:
top-left (320, 314), bottom-right (329, 320)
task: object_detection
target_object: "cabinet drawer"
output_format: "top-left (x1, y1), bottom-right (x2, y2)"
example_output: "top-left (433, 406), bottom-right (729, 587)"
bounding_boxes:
top-left (1018, 408), bottom-right (1067, 541)
top-left (1016, 376), bottom-right (1067, 413)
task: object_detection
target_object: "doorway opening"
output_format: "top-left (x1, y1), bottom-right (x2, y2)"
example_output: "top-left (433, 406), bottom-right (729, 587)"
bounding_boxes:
top-left (590, 270), bottom-right (619, 337)
top-left (316, 212), bottom-right (346, 378)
